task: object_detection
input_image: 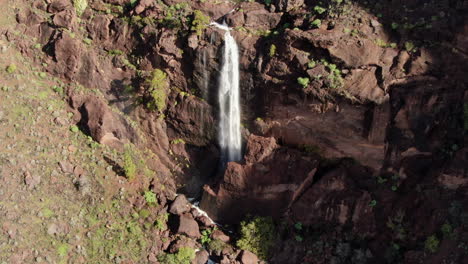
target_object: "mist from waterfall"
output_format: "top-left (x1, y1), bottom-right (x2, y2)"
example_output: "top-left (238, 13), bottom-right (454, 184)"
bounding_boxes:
top-left (211, 22), bottom-right (242, 163)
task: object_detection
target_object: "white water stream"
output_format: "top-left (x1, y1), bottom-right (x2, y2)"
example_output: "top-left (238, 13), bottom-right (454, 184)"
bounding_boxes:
top-left (211, 22), bottom-right (242, 162)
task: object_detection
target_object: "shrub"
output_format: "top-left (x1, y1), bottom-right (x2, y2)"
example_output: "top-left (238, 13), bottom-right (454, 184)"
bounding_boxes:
top-left (269, 44), bottom-right (276, 57)
top-left (123, 145), bottom-right (137, 181)
top-left (311, 19), bottom-right (322, 28)
top-left (208, 239), bottom-right (227, 255)
top-left (297, 77), bottom-right (310, 88)
top-left (200, 229), bottom-right (213, 245)
top-left (144, 191), bottom-right (157, 205)
top-left (73, 0), bottom-right (88, 16)
top-left (424, 235), bottom-right (439, 253)
top-left (6, 64), bottom-right (16, 74)
top-left (146, 69), bottom-right (168, 112)
top-left (441, 223), bottom-right (452, 238)
top-left (158, 247), bottom-right (195, 264)
top-left (314, 6), bottom-right (327, 14)
top-left (236, 216), bottom-right (277, 260)
top-left (155, 213), bottom-right (169, 230)
top-left (191, 10), bottom-right (210, 36)
top-left (404, 41), bottom-right (415, 52)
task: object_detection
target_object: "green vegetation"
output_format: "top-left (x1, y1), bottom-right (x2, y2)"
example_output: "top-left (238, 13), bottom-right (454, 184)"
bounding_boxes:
top-left (5, 64), bottom-right (16, 74)
top-left (369, 200), bottom-right (377, 207)
top-left (170, 138), bottom-right (186, 144)
top-left (424, 235), bottom-right (439, 253)
top-left (269, 44), bottom-right (276, 57)
top-left (375, 39), bottom-right (397, 49)
top-left (69, 125), bottom-right (80, 133)
top-left (57, 243), bottom-right (69, 258)
top-left (208, 239), bottom-right (228, 254)
top-left (139, 209), bottom-right (151, 219)
top-left (441, 223), bottom-right (453, 238)
top-left (144, 190), bottom-right (157, 205)
top-left (297, 77), bottom-right (310, 88)
top-left (155, 213), bottom-right (169, 231)
top-left (146, 69), bottom-right (168, 112)
top-left (236, 216), bottom-right (277, 260)
top-left (314, 6), bottom-right (327, 14)
top-left (307, 60), bottom-right (317, 69)
top-left (191, 10), bottom-right (210, 36)
top-left (311, 19), bottom-right (322, 28)
top-left (404, 41), bottom-right (416, 52)
top-left (200, 228), bottom-right (213, 245)
top-left (108, 49), bottom-right (124, 56)
top-left (158, 247), bottom-right (196, 264)
top-left (123, 145), bottom-right (137, 181)
top-left (386, 210), bottom-right (406, 240)
top-left (73, 0), bottom-right (88, 16)
top-left (320, 59), bottom-right (344, 89)
top-left (264, 0), bottom-right (272, 6)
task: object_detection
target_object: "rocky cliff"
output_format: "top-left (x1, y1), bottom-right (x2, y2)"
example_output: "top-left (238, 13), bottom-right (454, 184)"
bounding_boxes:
top-left (2, 0), bottom-right (468, 263)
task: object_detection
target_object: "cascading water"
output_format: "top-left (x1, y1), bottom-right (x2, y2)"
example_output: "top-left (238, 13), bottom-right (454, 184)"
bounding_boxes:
top-left (211, 22), bottom-right (242, 163)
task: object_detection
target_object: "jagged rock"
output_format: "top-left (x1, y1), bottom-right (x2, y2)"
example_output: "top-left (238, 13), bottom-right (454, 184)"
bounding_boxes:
top-left (24, 171), bottom-right (40, 190)
top-left (169, 195), bottom-right (190, 215)
top-left (48, 0), bottom-right (72, 13)
top-left (16, 8), bottom-right (43, 26)
top-left (274, 0), bottom-right (304, 12)
top-left (53, 9), bottom-right (76, 29)
top-left (58, 161), bottom-right (73, 174)
top-left (238, 250), bottom-right (258, 264)
top-left (291, 165), bottom-right (376, 235)
top-left (343, 68), bottom-right (387, 104)
top-left (200, 135), bottom-right (317, 223)
top-left (176, 214), bottom-right (201, 238)
top-left (69, 94), bottom-right (138, 148)
top-left (87, 15), bottom-right (111, 41)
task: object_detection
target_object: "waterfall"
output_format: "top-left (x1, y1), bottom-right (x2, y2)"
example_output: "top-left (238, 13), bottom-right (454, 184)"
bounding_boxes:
top-left (211, 22), bottom-right (242, 162)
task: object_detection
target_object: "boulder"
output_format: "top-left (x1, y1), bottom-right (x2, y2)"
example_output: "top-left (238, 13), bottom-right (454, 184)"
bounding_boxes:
top-left (69, 94), bottom-right (138, 148)
top-left (48, 0), bottom-right (72, 13)
top-left (193, 250), bottom-right (209, 264)
top-left (53, 9), bottom-right (77, 29)
top-left (177, 214), bottom-right (201, 238)
top-left (169, 195), bottom-right (191, 215)
top-left (212, 229), bottom-right (230, 243)
top-left (238, 250), bottom-right (258, 264)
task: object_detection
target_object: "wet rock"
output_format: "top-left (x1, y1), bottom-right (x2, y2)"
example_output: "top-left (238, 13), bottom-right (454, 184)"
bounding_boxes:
top-left (200, 135), bottom-right (317, 223)
top-left (238, 250), bottom-right (258, 264)
top-left (177, 214), bottom-right (201, 238)
top-left (169, 195), bottom-right (190, 215)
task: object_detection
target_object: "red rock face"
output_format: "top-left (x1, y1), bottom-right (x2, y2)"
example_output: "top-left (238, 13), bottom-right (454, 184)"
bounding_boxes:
top-left (11, 0), bottom-right (468, 262)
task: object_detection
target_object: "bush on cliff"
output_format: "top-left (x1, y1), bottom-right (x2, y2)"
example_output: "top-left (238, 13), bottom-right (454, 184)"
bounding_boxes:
top-left (73, 0), bottom-right (88, 16)
top-left (146, 69), bottom-right (168, 112)
top-left (236, 216), bottom-right (277, 260)
top-left (191, 10), bottom-right (210, 36)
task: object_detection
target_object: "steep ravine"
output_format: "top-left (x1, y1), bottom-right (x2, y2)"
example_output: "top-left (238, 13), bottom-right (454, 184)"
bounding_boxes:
top-left (2, 0), bottom-right (468, 263)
